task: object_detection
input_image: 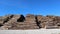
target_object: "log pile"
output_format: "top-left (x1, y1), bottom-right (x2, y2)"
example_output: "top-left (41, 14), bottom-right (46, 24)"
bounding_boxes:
top-left (0, 14), bottom-right (60, 30)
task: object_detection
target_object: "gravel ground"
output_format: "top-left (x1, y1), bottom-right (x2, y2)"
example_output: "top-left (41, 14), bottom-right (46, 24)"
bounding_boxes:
top-left (0, 29), bottom-right (60, 34)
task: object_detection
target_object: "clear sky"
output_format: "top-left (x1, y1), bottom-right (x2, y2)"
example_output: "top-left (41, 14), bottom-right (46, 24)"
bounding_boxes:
top-left (0, 0), bottom-right (60, 16)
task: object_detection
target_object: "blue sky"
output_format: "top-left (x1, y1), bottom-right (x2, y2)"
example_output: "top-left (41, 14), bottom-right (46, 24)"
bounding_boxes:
top-left (0, 0), bottom-right (60, 16)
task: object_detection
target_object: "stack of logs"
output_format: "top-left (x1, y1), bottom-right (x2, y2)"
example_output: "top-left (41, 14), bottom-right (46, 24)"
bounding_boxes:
top-left (0, 14), bottom-right (60, 30)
